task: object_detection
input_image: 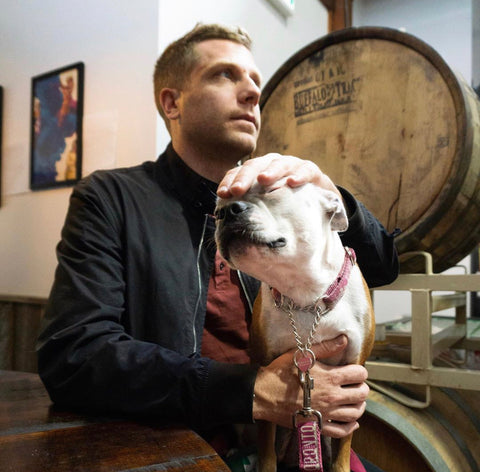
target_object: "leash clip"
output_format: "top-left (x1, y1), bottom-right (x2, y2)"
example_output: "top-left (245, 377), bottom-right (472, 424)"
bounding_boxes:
top-left (293, 408), bottom-right (323, 429)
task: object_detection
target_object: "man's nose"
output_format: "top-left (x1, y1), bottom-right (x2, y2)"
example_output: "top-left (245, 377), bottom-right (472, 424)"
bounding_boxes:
top-left (239, 77), bottom-right (261, 106)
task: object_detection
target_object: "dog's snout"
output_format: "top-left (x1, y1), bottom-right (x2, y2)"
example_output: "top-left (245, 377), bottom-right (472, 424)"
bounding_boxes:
top-left (229, 201), bottom-right (249, 215)
top-left (216, 201), bottom-right (250, 221)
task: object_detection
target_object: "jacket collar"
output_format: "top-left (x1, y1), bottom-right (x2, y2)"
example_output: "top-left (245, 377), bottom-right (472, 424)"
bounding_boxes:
top-left (155, 143), bottom-right (261, 305)
top-left (156, 143), bottom-right (218, 215)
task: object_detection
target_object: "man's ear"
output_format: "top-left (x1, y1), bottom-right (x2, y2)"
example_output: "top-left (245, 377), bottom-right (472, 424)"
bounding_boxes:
top-left (159, 88), bottom-right (181, 120)
top-left (320, 189), bottom-right (349, 232)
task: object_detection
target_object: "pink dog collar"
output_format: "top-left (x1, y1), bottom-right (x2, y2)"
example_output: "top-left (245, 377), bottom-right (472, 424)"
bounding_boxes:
top-left (322, 246), bottom-right (356, 308)
top-left (271, 246), bottom-right (356, 314)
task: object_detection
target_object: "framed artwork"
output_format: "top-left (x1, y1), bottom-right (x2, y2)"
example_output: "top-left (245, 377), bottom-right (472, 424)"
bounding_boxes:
top-left (30, 62), bottom-right (84, 190)
top-left (0, 86), bottom-right (3, 206)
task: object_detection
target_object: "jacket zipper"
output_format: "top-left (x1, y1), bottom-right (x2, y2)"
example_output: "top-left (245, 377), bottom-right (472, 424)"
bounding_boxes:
top-left (192, 214), bottom-right (210, 353)
top-left (238, 271), bottom-right (254, 313)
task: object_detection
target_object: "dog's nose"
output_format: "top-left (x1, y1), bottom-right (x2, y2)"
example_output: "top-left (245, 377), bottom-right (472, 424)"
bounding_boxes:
top-left (216, 201), bottom-right (250, 221)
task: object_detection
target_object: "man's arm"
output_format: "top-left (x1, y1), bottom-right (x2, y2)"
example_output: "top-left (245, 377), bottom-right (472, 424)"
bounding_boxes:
top-left (338, 186), bottom-right (399, 287)
top-left (37, 176), bottom-right (257, 429)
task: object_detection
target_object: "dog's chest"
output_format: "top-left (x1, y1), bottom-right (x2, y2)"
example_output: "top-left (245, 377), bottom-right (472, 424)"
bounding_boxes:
top-left (251, 277), bottom-right (368, 366)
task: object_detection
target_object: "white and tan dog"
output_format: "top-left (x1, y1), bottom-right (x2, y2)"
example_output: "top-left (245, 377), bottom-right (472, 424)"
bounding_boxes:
top-left (214, 179), bottom-right (375, 472)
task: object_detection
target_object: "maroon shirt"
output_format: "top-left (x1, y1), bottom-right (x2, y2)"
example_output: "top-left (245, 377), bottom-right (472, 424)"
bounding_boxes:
top-left (202, 250), bottom-right (250, 364)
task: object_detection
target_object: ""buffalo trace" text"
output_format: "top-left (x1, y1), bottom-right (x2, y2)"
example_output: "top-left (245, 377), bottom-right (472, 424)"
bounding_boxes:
top-left (293, 77), bottom-right (361, 118)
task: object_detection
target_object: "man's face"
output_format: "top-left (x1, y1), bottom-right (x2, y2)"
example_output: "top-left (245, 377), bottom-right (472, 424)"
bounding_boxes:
top-left (175, 39), bottom-right (262, 162)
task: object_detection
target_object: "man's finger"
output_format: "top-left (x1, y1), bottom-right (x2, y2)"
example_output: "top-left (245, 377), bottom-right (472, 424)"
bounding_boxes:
top-left (311, 334), bottom-right (348, 359)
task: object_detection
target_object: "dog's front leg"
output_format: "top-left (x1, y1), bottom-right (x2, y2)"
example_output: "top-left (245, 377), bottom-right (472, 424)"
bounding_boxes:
top-left (257, 420), bottom-right (277, 472)
top-left (332, 433), bottom-right (353, 472)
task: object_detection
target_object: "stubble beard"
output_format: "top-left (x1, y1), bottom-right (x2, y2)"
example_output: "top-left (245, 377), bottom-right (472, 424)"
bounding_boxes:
top-left (201, 139), bottom-right (256, 181)
top-left (196, 126), bottom-right (258, 166)
top-left (179, 114), bottom-right (260, 181)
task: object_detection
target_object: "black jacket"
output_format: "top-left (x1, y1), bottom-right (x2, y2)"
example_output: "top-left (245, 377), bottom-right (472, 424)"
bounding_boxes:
top-left (37, 144), bottom-right (398, 429)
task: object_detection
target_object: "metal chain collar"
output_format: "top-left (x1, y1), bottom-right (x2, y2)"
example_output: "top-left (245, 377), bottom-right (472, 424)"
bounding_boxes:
top-left (274, 295), bottom-right (330, 354)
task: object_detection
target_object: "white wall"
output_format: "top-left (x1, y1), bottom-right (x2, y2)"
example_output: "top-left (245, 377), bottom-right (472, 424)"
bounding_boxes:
top-left (353, 0), bottom-right (472, 82)
top-left (0, 0), bottom-right (159, 297)
top-left (0, 0), bottom-right (329, 298)
top-left (474, 0), bottom-right (480, 89)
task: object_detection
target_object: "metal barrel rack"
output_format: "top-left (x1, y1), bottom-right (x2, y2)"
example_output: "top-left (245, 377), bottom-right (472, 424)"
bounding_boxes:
top-left (367, 251), bottom-right (480, 407)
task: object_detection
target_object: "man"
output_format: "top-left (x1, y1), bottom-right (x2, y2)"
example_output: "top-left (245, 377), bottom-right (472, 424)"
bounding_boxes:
top-left (37, 24), bottom-right (398, 470)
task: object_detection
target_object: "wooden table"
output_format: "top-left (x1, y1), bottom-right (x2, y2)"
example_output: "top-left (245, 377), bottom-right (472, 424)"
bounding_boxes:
top-left (0, 370), bottom-right (229, 471)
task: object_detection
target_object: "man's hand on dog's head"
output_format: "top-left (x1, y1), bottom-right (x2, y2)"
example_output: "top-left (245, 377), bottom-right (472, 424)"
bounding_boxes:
top-left (217, 153), bottom-right (342, 200)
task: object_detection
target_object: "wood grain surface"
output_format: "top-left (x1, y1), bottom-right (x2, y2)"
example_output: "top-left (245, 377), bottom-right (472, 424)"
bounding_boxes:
top-left (0, 370), bottom-right (229, 472)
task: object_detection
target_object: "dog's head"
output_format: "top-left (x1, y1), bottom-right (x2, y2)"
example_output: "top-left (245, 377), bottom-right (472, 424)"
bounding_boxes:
top-left (214, 181), bottom-right (348, 281)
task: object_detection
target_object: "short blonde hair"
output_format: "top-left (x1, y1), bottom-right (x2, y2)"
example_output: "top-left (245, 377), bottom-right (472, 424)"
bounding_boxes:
top-left (153, 23), bottom-right (252, 129)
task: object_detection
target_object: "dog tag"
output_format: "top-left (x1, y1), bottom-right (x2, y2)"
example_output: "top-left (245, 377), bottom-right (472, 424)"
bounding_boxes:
top-left (294, 348), bottom-right (315, 373)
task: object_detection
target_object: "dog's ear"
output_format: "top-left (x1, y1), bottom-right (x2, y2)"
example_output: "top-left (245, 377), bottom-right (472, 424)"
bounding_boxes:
top-left (320, 189), bottom-right (349, 232)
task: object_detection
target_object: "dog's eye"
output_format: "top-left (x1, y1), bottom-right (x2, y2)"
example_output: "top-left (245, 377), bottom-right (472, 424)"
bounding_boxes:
top-left (266, 186), bottom-right (283, 194)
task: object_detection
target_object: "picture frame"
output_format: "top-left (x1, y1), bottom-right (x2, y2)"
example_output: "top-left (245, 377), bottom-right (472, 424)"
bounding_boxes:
top-left (30, 62), bottom-right (84, 190)
top-left (0, 86), bottom-right (3, 206)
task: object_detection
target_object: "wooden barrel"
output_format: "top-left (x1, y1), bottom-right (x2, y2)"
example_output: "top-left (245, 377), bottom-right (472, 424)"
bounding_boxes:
top-left (255, 27), bottom-right (480, 273)
top-left (352, 387), bottom-right (480, 471)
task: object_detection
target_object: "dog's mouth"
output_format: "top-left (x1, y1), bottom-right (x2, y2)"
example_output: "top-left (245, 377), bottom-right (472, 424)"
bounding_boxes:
top-left (214, 200), bottom-right (287, 263)
top-left (218, 228), bottom-right (287, 262)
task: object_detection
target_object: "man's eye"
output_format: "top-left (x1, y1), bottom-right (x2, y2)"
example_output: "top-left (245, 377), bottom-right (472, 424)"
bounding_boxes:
top-left (219, 70), bottom-right (233, 79)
